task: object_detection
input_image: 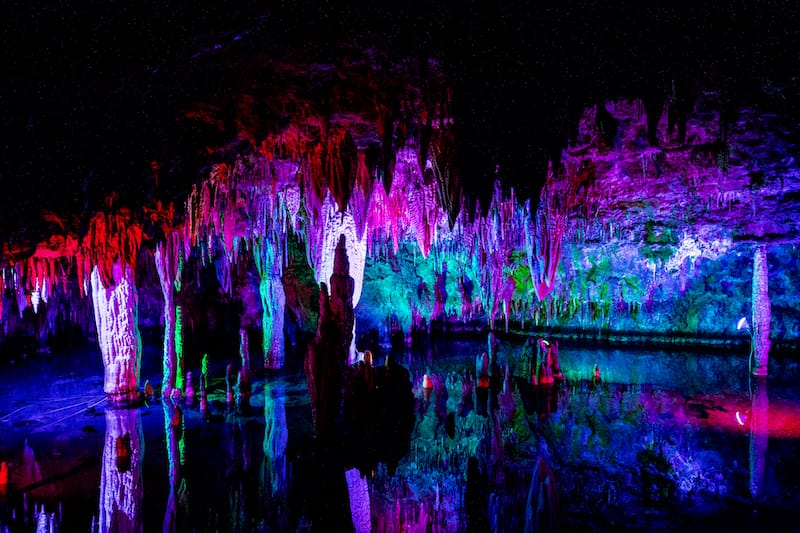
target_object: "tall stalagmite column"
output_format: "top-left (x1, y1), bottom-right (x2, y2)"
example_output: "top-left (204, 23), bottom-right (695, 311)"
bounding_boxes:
top-left (315, 198), bottom-right (366, 363)
top-left (751, 245), bottom-right (771, 377)
top-left (262, 261), bottom-right (286, 370)
top-left (253, 238), bottom-right (286, 370)
top-left (155, 233), bottom-right (185, 398)
top-left (305, 234), bottom-right (354, 437)
top-left (100, 408), bottom-right (144, 533)
top-left (91, 261), bottom-right (142, 405)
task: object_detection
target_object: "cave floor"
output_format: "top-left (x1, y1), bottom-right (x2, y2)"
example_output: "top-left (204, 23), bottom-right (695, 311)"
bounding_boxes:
top-left (0, 337), bottom-right (798, 532)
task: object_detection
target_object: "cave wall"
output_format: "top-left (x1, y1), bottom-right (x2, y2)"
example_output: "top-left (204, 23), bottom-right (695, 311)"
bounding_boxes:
top-left (356, 238), bottom-right (800, 349)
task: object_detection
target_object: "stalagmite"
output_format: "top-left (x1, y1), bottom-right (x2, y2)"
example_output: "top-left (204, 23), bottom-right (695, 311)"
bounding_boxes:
top-left (90, 261), bottom-right (142, 406)
top-left (239, 327), bottom-right (251, 371)
top-left (263, 263), bottom-right (286, 370)
top-left (253, 238), bottom-right (286, 370)
top-left (100, 408), bottom-right (143, 533)
top-left (314, 196), bottom-right (367, 362)
top-left (305, 234), bottom-right (354, 437)
top-left (751, 245), bottom-right (771, 377)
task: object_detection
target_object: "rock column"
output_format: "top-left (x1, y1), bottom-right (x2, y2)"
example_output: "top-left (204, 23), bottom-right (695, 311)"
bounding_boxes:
top-left (91, 261), bottom-right (142, 405)
top-left (751, 245), bottom-right (771, 377)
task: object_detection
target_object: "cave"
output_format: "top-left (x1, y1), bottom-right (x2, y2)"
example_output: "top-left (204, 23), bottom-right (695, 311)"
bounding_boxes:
top-left (1, 2), bottom-right (800, 531)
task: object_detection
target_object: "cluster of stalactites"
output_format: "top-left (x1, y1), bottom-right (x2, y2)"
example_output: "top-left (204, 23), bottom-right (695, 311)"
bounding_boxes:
top-left (182, 113), bottom-right (580, 334)
top-left (82, 209), bottom-right (144, 291)
top-left (184, 158), bottom-right (304, 287)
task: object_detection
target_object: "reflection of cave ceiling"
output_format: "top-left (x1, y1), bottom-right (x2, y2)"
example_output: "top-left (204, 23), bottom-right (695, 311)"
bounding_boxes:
top-left (2, 1), bottom-right (800, 254)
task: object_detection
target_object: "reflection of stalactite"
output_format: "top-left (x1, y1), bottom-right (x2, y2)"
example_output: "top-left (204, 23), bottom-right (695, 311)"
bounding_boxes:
top-left (263, 382), bottom-right (289, 530)
top-left (751, 245), bottom-right (770, 377)
top-left (163, 401), bottom-right (188, 533)
top-left (90, 262), bottom-right (141, 405)
top-left (524, 457), bottom-right (560, 533)
top-left (100, 408), bottom-right (143, 533)
top-left (225, 413), bottom-right (262, 533)
top-left (749, 378), bottom-right (769, 502)
top-left (345, 468), bottom-right (371, 533)
top-left (263, 382), bottom-right (288, 490)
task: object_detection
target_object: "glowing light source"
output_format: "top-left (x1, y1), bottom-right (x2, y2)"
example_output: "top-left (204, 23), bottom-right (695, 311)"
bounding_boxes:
top-left (737, 317), bottom-right (750, 331)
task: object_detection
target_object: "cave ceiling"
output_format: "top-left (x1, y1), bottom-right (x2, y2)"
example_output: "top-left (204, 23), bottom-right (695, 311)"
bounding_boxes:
top-left (2, 1), bottom-right (800, 258)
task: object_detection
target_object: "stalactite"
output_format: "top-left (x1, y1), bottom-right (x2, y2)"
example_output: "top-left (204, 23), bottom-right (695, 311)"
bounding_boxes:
top-left (90, 261), bottom-right (142, 406)
top-left (85, 209), bottom-right (144, 290)
top-left (525, 188), bottom-right (566, 302)
top-left (325, 126), bottom-right (359, 213)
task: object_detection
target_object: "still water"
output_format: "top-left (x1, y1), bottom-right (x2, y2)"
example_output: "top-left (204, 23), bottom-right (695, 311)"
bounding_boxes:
top-left (0, 336), bottom-right (799, 532)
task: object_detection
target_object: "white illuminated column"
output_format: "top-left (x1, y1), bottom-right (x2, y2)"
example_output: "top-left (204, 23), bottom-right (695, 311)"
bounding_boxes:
top-left (90, 261), bottom-right (142, 405)
top-left (751, 245), bottom-right (771, 377)
top-left (100, 408), bottom-right (143, 533)
top-left (315, 195), bottom-right (367, 363)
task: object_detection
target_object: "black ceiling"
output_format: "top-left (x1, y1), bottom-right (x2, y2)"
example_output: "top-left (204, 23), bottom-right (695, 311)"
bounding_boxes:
top-left (2, 1), bottom-right (800, 247)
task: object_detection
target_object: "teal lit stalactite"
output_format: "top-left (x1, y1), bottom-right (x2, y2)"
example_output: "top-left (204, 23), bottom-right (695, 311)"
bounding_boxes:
top-left (751, 245), bottom-right (771, 377)
top-left (155, 232), bottom-right (185, 398)
top-left (163, 401), bottom-right (188, 532)
top-left (253, 236), bottom-right (286, 370)
top-left (174, 305), bottom-right (185, 393)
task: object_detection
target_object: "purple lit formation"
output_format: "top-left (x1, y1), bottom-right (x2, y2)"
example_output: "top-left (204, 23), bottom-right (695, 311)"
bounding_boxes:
top-left (1, 5), bottom-right (800, 531)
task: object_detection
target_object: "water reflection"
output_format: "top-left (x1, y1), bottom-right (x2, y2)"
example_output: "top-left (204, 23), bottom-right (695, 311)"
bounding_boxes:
top-left (262, 381), bottom-right (288, 531)
top-left (0, 341), bottom-right (797, 531)
top-left (162, 400), bottom-right (188, 533)
top-left (223, 410), bottom-right (263, 532)
top-left (750, 377), bottom-right (768, 502)
top-left (99, 408), bottom-right (143, 533)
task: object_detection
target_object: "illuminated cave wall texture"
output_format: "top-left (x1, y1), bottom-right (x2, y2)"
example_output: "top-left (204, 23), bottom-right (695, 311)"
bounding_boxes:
top-left (2, 94), bottom-right (800, 362)
top-left (356, 239), bottom-right (800, 343)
